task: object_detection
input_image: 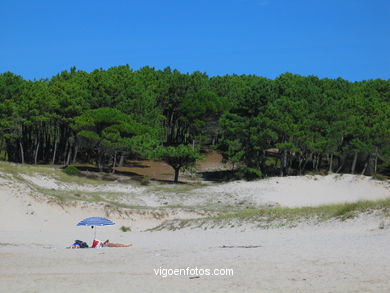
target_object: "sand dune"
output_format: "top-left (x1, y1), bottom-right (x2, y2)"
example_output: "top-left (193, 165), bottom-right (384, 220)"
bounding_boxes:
top-left (1, 169), bottom-right (390, 292)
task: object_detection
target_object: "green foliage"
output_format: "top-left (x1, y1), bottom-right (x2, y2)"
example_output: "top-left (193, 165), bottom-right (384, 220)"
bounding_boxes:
top-left (235, 166), bottom-right (262, 181)
top-left (218, 73), bottom-right (390, 176)
top-left (0, 66), bottom-right (389, 179)
top-left (73, 107), bottom-right (159, 171)
top-left (63, 166), bottom-right (80, 175)
top-left (120, 226), bottom-right (131, 232)
top-left (156, 144), bottom-right (202, 182)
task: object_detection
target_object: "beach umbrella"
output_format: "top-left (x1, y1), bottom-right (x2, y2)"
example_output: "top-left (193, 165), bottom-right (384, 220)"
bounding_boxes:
top-left (76, 217), bottom-right (115, 242)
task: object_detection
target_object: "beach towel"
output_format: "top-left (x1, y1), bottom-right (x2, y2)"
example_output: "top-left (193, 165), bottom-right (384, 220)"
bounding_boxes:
top-left (92, 239), bottom-right (104, 248)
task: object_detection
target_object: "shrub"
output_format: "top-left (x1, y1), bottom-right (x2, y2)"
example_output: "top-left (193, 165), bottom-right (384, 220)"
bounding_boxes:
top-left (63, 166), bottom-right (80, 176)
top-left (120, 226), bottom-right (131, 232)
top-left (372, 174), bottom-right (388, 181)
top-left (235, 166), bottom-right (262, 181)
top-left (140, 175), bottom-right (151, 186)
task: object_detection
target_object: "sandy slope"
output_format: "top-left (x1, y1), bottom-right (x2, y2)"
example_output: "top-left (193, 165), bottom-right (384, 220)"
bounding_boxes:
top-left (1, 173), bottom-right (390, 292)
top-left (190, 174), bottom-right (390, 207)
top-left (15, 172), bottom-right (390, 209)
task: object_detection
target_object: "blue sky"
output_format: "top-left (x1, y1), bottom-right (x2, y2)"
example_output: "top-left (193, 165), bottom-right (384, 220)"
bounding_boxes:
top-left (0, 0), bottom-right (389, 81)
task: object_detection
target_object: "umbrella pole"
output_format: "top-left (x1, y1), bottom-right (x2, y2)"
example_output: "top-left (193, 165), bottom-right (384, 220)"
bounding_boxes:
top-left (91, 226), bottom-right (96, 245)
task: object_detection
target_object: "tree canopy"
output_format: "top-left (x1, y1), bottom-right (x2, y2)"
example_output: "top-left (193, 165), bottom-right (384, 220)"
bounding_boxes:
top-left (155, 144), bottom-right (202, 182)
top-left (0, 66), bottom-right (389, 180)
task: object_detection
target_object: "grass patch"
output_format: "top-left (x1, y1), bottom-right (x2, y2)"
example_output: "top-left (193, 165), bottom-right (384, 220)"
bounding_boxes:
top-left (120, 226), bottom-right (131, 232)
top-left (372, 174), bottom-right (389, 181)
top-left (0, 161), bottom-right (58, 175)
top-left (0, 161), bottom-right (132, 186)
top-left (63, 166), bottom-right (80, 175)
top-left (150, 184), bottom-right (203, 193)
top-left (149, 198), bottom-right (390, 231)
top-left (213, 198), bottom-right (390, 221)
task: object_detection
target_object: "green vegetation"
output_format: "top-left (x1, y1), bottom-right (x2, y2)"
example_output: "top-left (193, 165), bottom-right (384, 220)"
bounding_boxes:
top-left (212, 198), bottom-right (390, 222)
top-left (0, 67), bottom-right (389, 181)
top-left (218, 74), bottom-right (390, 178)
top-left (155, 144), bottom-right (202, 182)
top-left (63, 165), bottom-right (80, 175)
top-left (120, 226), bottom-right (131, 232)
top-left (150, 198), bottom-right (390, 231)
top-left (73, 107), bottom-right (158, 172)
top-left (0, 161), bottom-right (111, 185)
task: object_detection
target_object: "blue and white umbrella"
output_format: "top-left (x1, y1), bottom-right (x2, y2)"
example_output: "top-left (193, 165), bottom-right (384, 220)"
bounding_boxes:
top-left (77, 217), bottom-right (115, 242)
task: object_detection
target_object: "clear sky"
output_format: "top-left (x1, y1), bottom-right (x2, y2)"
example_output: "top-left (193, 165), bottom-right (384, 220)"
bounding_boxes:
top-left (0, 0), bottom-right (389, 81)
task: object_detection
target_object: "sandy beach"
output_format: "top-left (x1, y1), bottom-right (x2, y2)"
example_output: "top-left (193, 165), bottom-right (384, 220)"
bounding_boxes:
top-left (1, 166), bottom-right (390, 293)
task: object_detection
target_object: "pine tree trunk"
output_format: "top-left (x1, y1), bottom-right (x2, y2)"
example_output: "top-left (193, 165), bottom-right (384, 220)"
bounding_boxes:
top-left (374, 148), bottom-right (378, 175)
top-left (329, 153), bottom-right (334, 173)
top-left (72, 144), bottom-right (78, 164)
top-left (280, 155), bottom-right (284, 177)
top-left (52, 140), bottom-right (58, 165)
top-left (302, 154), bottom-right (309, 175)
top-left (97, 150), bottom-right (104, 172)
top-left (336, 153), bottom-right (346, 173)
top-left (63, 140), bottom-right (69, 165)
top-left (312, 153), bottom-right (316, 170)
top-left (174, 168), bottom-right (180, 183)
top-left (34, 142), bottom-right (40, 164)
top-left (111, 152), bottom-right (117, 174)
top-left (19, 142), bottom-right (25, 164)
top-left (118, 153), bottom-right (125, 167)
top-left (298, 154), bottom-right (303, 175)
top-left (351, 152), bottom-right (358, 174)
top-left (66, 147), bottom-right (72, 166)
top-left (280, 150), bottom-right (287, 176)
top-left (361, 156), bottom-right (369, 175)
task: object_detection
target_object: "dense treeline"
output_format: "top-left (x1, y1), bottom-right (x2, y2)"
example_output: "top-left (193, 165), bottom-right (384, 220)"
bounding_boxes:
top-left (0, 66), bottom-right (389, 179)
top-left (218, 74), bottom-right (390, 177)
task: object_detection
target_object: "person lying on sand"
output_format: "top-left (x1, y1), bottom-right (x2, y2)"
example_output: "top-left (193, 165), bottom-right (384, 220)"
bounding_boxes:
top-left (103, 239), bottom-right (132, 247)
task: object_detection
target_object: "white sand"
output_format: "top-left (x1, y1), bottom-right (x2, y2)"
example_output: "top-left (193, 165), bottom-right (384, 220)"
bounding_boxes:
top-left (191, 174), bottom-right (390, 207)
top-left (1, 173), bottom-right (390, 292)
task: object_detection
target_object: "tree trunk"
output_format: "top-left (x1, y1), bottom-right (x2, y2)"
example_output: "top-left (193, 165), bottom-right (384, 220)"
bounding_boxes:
top-left (312, 153), bottom-right (317, 170)
top-left (66, 147), bottom-right (72, 166)
top-left (279, 156), bottom-right (284, 177)
top-left (63, 140), bottom-right (69, 165)
top-left (118, 153), bottom-right (125, 167)
top-left (111, 152), bottom-right (117, 174)
top-left (301, 154), bottom-right (309, 175)
top-left (19, 142), bottom-right (25, 164)
top-left (329, 153), bottom-right (334, 173)
top-left (174, 167), bottom-right (180, 183)
top-left (280, 150), bottom-right (287, 176)
top-left (298, 154), bottom-right (303, 175)
top-left (52, 140), bottom-right (58, 165)
top-left (97, 150), bottom-right (104, 172)
top-left (72, 144), bottom-right (78, 164)
top-left (361, 156), bottom-right (369, 175)
top-left (374, 147), bottom-right (378, 175)
top-left (336, 162), bottom-right (344, 173)
top-left (34, 142), bottom-right (40, 164)
top-left (351, 152), bottom-right (358, 174)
